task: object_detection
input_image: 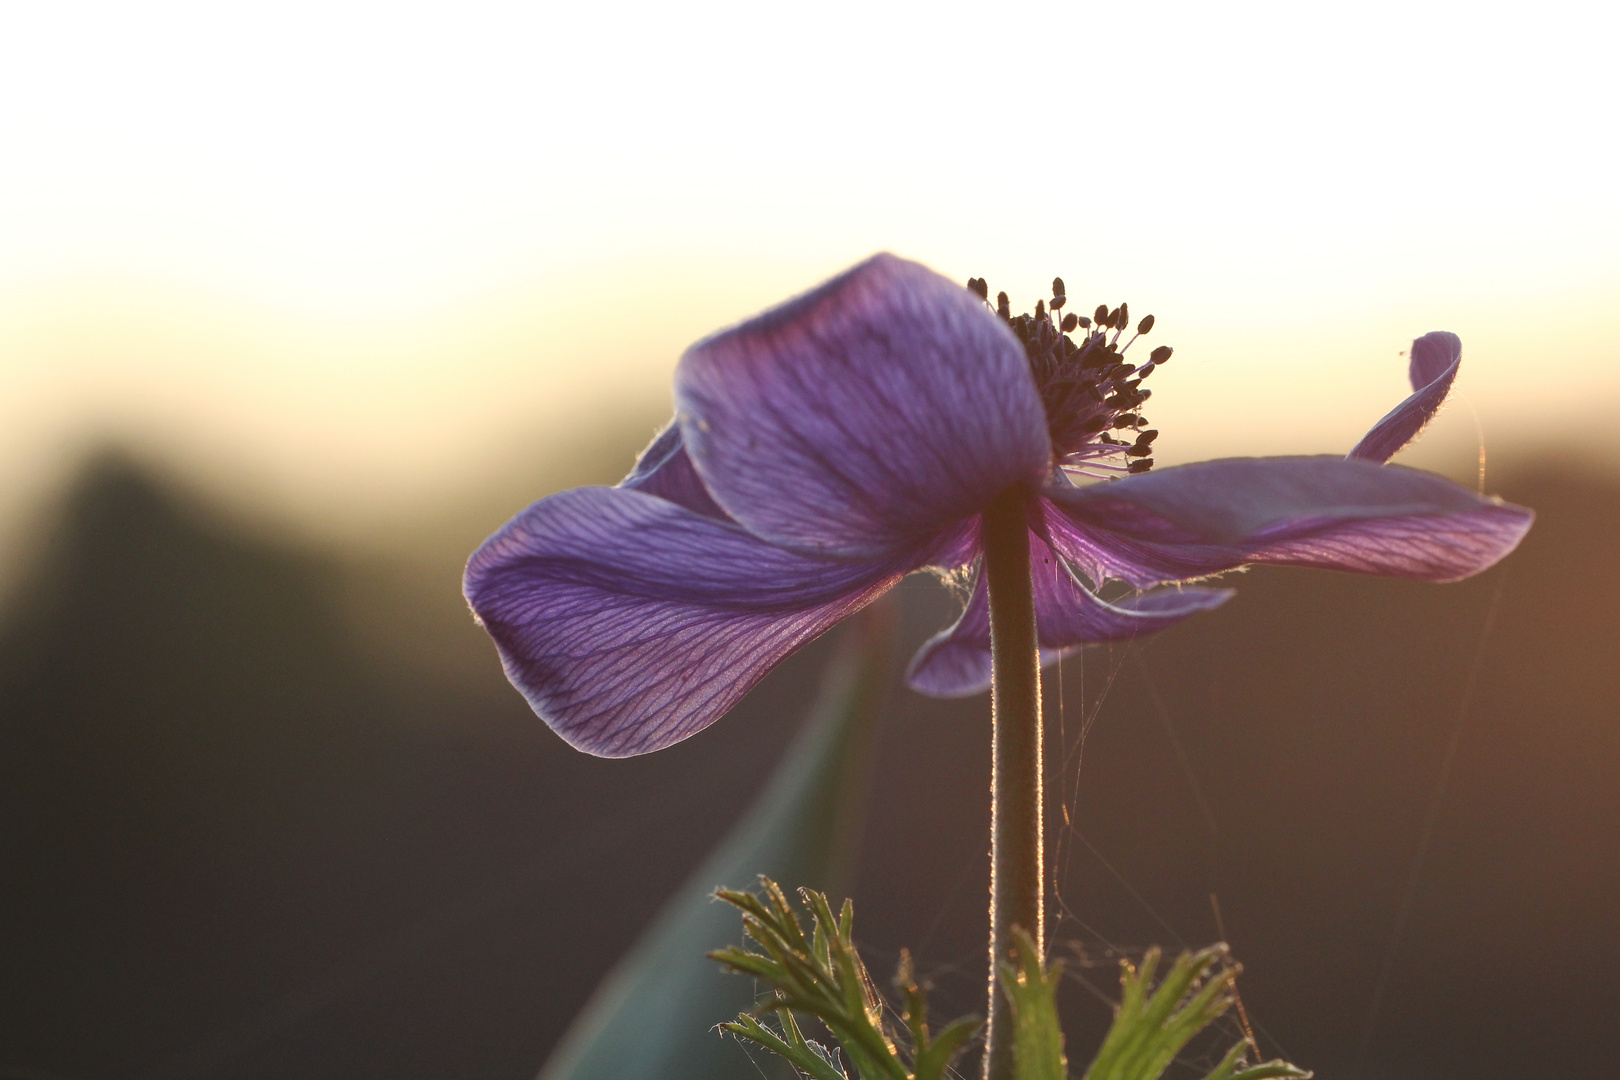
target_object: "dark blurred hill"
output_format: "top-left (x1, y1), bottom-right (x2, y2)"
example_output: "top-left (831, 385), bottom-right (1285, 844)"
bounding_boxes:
top-left (0, 452), bottom-right (1615, 1080)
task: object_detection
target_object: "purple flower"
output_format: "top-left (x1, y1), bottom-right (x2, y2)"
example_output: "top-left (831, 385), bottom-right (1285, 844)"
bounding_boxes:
top-left (465, 255), bottom-right (1531, 757)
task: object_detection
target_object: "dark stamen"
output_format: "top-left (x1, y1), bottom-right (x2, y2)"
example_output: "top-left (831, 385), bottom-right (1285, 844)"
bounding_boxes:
top-left (971, 274), bottom-right (1174, 479)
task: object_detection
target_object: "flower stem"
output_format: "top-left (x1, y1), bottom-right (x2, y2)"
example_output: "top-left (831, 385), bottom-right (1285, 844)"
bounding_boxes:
top-left (980, 485), bottom-right (1043, 1080)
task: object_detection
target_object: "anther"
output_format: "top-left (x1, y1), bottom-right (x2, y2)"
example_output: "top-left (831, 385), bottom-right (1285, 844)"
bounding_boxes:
top-left (1005, 279), bottom-right (1176, 477)
top-left (1149, 345), bottom-right (1173, 364)
top-left (967, 277), bottom-right (989, 301)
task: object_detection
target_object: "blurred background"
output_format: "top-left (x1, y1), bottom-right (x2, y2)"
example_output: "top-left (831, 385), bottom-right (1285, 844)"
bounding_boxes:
top-left (1, 2), bottom-right (1616, 1078)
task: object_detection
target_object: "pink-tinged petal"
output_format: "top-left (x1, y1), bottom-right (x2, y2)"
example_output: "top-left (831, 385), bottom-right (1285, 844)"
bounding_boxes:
top-left (905, 532), bottom-right (1234, 697)
top-left (1348, 331), bottom-right (1462, 463)
top-left (464, 487), bottom-right (917, 757)
top-left (618, 419), bottom-right (731, 520)
top-left (674, 253), bottom-right (1052, 559)
top-left (1042, 456), bottom-right (1534, 587)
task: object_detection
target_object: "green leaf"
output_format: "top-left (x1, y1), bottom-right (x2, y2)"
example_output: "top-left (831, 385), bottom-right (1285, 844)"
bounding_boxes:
top-left (538, 599), bottom-right (897, 1080)
top-left (722, 1012), bottom-right (848, 1080)
top-left (712, 882), bottom-right (974, 1080)
top-left (996, 927), bottom-right (1066, 1080)
top-left (1080, 946), bottom-right (1312, 1080)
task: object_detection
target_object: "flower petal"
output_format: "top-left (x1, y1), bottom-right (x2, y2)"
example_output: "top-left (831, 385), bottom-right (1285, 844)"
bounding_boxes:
top-left (1348, 331), bottom-right (1462, 463)
top-left (1042, 456), bottom-right (1534, 587)
top-left (618, 418), bottom-right (731, 520)
top-left (464, 487), bottom-right (914, 756)
top-left (674, 253), bottom-right (1052, 559)
top-left (905, 532), bottom-right (1234, 697)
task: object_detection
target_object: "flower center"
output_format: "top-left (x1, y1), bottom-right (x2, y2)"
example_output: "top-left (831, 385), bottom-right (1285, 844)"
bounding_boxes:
top-left (968, 275), bottom-right (1170, 480)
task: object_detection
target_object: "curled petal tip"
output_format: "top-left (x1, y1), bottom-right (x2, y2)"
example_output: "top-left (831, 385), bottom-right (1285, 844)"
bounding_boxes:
top-left (1408, 330), bottom-right (1462, 392)
top-left (1349, 331), bottom-right (1462, 464)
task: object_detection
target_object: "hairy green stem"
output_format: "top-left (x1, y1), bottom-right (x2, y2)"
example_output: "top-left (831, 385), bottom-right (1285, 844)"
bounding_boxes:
top-left (981, 485), bottom-right (1043, 1080)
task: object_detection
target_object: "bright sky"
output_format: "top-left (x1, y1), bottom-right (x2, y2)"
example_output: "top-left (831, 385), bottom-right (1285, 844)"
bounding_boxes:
top-left (2, 0), bottom-right (1617, 549)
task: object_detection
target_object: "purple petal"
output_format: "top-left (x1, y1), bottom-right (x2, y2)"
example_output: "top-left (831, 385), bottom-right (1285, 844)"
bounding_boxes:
top-left (1348, 331), bottom-right (1462, 463)
top-left (464, 486), bottom-right (915, 756)
top-left (905, 532), bottom-right (1234, 697)
top-left (619, 419), bottom-right (731, 520)
top-left (1042, 456), bottom-right (1534, 587)
top-left (674, 253), bottom-right (1051, 559)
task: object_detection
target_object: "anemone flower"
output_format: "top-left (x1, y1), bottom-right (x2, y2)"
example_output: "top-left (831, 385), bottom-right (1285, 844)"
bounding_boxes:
top-left (464, 253), bottom-right (1531, 1077)
top-left (466, 255), bottom-right (1526, 755)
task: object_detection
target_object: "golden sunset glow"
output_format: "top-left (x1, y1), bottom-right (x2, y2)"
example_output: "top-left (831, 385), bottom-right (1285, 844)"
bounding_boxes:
top-left (3, 1), bottom-right (1617, 546)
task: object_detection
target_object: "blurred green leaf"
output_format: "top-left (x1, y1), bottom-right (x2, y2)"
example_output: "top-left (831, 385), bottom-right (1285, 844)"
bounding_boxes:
top-left (538, 598), bottom-right (897, 1080)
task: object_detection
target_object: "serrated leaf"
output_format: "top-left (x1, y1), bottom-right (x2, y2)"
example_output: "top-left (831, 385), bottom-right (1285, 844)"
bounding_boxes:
top-left (1080, 946), bottom-right (1311, 1080)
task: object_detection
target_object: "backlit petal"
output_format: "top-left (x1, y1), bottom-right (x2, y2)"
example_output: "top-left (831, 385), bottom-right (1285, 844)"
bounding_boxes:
top-left (675, 253), bottom-right (1051, 559)
top-left (1042, 456), bottom-right (1533, 587)
top-left (464, 487), bottom-right (915, 756)
top-left (905, 532), bottom-right (1234, 697)
top-left (619, 419), bottom-right (730, 520)
top-left (1348, 331), bottom-right (1462, 463)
